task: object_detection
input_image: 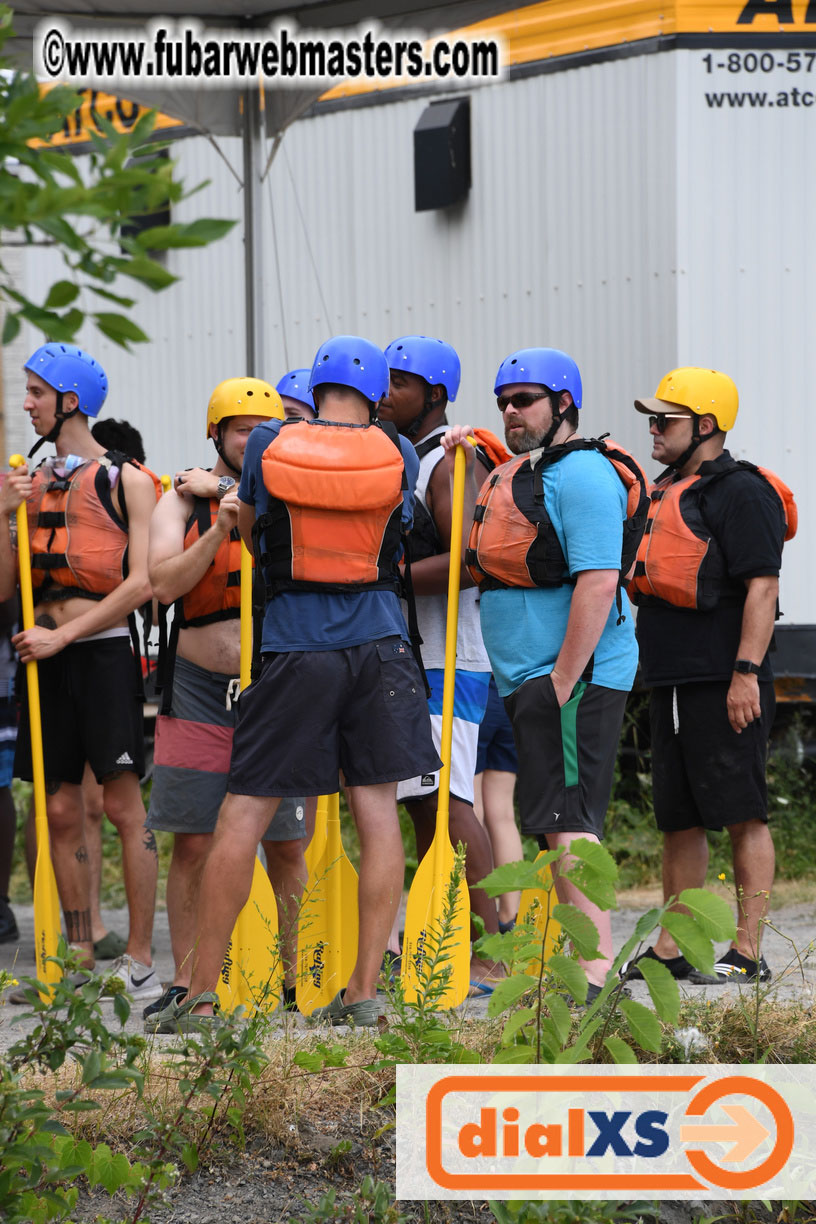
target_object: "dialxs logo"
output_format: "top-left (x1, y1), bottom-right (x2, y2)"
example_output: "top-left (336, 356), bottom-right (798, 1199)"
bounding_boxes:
top-left (395, 1067), bottom-right (813, 1201)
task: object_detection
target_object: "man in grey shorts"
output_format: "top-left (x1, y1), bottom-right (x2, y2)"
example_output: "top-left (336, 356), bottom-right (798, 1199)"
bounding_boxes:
top-left (145, 378), bottom-right (308, 1021)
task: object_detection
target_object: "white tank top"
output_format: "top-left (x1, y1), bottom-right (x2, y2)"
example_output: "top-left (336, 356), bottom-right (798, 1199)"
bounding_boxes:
top-left (403, 426), bottom-right (490, 672)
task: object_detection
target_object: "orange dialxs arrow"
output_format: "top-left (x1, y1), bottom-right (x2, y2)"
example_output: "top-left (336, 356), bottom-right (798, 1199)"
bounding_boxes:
top-left (680, 1105), bottom-right (771, 1163)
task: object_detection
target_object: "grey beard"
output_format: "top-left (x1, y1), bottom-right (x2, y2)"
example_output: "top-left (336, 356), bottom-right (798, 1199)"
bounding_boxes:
top-left (506, 426), bottom-right (547, 454)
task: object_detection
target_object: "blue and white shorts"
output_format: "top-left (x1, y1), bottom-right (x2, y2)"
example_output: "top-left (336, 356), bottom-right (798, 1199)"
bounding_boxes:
top-left (397, 668), bottom-right (491, 807)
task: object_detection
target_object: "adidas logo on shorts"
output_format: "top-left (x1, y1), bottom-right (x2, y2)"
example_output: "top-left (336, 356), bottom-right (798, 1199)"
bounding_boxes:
top-left (115, 752), bottom-right (134, 766)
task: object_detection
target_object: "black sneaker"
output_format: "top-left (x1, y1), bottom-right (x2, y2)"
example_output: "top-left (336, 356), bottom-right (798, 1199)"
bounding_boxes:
top-left (566, 982), bottom-right (631, 1009)
top-left (143, 984), bottom-right (187, 1021)
top-left (620, 946), bottom-right (694, 981)
top-left (0, 895), bottom-right (19, 944)
top-left (688, 948), bottom-right (771, 985)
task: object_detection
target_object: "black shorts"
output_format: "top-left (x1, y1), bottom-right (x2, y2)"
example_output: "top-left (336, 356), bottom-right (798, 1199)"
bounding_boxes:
top-left (227, 637), bottom-right (441, 796)
top-left (15, 637), bottom-right (145, 786)
top-left (649, 680), bottom-right (775, 833)
top-left (504, 674), bottom-right (627, 841)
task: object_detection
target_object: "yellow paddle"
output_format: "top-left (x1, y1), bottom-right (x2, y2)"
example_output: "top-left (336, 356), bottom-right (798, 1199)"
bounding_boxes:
top-left (160, 474), bottom-right (172, 493)
top-left (216, 541), bottom-right (283, 1014)
top-left (296, 792), bottom-right (359, 1015)
top-left (517, 850), bottom-right (562, 973)
top-left (9, 456), bottom-right (61, 1001)
top-left (401, 444), bottom-right (471, 1008)
top-left (305, 793), bottom-right (328, 877)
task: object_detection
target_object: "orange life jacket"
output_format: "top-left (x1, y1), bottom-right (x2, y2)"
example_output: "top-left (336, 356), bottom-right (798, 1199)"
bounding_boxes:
top-left (628, 459), bottom-right (796, 612)
top-left (175, 497), bottom-right (244, 628)
top-left (27, 450), bottom-right (161, 605)
top-left (254, 418), bottom-right (405, 595)
top-left (465, 437), bottom-right (648, 592)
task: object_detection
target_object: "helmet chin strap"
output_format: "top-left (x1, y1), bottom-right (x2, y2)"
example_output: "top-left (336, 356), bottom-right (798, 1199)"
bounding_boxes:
top-left (28, 392), bottom-right (80, 459)
top-left (668, 414), bottom-right (704, 471)
top-left (540, 391), bottom-right (567, 450)
top-left (214, 424), bottom-right (242, 477)
top-left (404, 387), bottom-right (436, 439)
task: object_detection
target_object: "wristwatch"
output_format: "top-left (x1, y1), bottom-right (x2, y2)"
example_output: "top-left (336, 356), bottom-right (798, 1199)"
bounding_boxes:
top-left (733, 659), bottom-right (761, 675)
top-left (216, 475), bottom-right (236, 498)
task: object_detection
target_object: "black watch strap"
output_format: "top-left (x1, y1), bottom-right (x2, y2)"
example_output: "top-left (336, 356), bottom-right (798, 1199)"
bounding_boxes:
top-left (734, 659), bottom-right (761, 675)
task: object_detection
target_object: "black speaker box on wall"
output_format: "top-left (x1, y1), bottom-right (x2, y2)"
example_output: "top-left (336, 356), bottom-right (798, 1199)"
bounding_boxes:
top-left (413, 97), bottom-right (471, 212)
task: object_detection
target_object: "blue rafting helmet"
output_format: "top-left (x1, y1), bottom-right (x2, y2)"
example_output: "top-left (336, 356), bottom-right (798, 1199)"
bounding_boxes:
top-left (494, 347), bottom-right (582, 410)
top-left (384, 335), bottom-right (461, 402)
top-left (24, 343), bottom-right (108, 417)
top-left (275, 368), bottom-right (313, 412)
top-left (309, 335), bottom-right (389, 404)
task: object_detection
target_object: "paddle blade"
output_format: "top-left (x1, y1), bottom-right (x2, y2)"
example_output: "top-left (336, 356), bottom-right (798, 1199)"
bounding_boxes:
top-left (401, 832), bottom-right (470, 1009)
top-left (304, 794), bottom-right (328, 877)
top-left (33, 841), bottom-right (61, 1001)
top-left (216, 856), bottom-right (282, 1015)
top-left (296, 798), bottom-right (359, 1015)
top-left (517, 850), bottom-right (562, 972)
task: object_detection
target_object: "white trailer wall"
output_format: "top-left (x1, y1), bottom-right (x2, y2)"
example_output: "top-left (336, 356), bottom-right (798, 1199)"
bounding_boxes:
top-left (675, 47), bottom-right (811, 630)
top-left (7, 40), bottom-right (810, 625)
top-left (10, 51), bottom-right (678, 475)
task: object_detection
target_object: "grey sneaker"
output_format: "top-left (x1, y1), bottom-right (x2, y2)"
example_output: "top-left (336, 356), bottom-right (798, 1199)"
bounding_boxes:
top-left (309, 990), bottom-right (380, 1028)
top-left (101, 955), bottom-right (162, 1002)
top-left (143, 984), bottom-right (188, 1025)
top-left (151, 991), bottom-right (222, 1035)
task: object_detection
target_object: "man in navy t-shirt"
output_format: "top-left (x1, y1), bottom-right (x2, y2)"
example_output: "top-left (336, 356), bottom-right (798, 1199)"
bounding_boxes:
top-left (153, 336), bottom-right (439, 1033)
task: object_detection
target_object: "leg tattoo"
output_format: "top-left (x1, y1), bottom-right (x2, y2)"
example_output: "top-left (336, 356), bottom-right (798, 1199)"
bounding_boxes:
top-left (64, 909), bottom-right (92, 943)
top-left (143, 829), bottom-right (158, 856)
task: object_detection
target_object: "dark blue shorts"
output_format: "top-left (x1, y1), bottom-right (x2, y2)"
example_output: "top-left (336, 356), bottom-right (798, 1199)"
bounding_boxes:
top-left (475, 674), bottom-right (518, 775)
top-left (228, 637), bottom-right (441, 796)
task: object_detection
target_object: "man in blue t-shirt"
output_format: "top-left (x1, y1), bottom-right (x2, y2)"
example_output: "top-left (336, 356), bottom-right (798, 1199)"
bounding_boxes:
top-left (154, 336), bottom-right (439, 1033)
top-left (443, 347), bottom-right (639, 1005)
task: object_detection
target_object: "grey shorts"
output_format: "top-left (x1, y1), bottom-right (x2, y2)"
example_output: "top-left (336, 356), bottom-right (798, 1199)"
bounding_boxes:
top-left (147, 655), bottom-right (306, 840)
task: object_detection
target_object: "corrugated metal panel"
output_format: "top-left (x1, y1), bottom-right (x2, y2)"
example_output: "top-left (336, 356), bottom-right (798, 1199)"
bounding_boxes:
top-left (13, 136), bottom-right (247, 480)
top-left (676, 48), bottom-right (814, 624)
top-left (10, 40), bottom-right (808, 628)
top-left (268, 52), bottom-right (677, 450)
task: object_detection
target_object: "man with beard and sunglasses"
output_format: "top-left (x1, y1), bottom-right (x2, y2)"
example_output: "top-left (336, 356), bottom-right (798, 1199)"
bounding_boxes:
top-left (622, 368), bottom-right (794, 987)
top-left (442, 348), bottom-right (643, 1006)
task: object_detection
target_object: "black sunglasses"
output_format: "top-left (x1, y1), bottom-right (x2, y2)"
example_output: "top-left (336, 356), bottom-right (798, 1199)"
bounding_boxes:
top-left (497, 391), bottom-right (549, 413)
top-left (648, 412), bottom-right (691, 433)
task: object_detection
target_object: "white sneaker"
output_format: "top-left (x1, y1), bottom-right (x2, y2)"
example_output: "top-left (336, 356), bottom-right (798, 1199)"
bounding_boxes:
top-left (101, 954), bottom-right (162, 1002)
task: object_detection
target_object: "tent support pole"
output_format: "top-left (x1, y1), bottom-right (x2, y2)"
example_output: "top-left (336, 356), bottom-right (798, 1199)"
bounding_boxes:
top-left (242, 89), bottom-right (264, 377)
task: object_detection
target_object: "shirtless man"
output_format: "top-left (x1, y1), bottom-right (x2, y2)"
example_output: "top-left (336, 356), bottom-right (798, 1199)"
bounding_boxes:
top-left (145, 378), bottom-right (308, 1022)
top-left (0, 342), bottom-right (160, 999)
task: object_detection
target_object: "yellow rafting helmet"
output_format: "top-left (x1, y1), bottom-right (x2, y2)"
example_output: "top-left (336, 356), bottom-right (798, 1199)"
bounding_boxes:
top-left (637, 367), bottom-right (738, 432)
top-left (206, 377), bottom-right (283, 439)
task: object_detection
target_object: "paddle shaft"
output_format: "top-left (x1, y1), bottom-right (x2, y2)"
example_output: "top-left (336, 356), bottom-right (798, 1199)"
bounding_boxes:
top-left (9, 455), bottom-right (61, 991)
top-left (240, 541), bottom-right (252, 692)
top-left (434, 444), bottom-right (467, 861)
